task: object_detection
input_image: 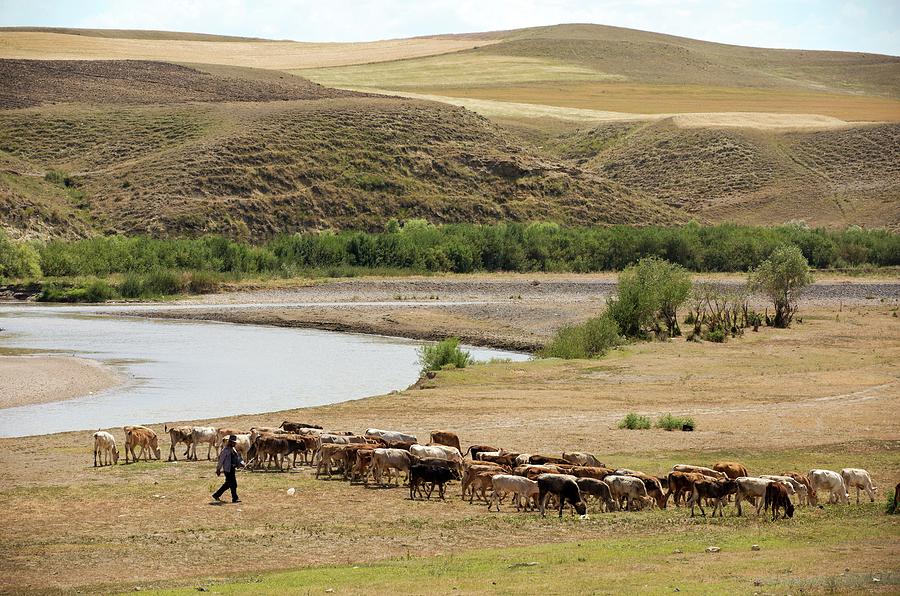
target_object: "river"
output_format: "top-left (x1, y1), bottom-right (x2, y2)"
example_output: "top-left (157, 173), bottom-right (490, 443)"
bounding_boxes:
top-left (0, 304), bottom-right (529, 437)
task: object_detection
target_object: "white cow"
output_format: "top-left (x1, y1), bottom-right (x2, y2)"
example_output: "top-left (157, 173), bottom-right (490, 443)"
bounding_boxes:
top-left (410, 444), bottom-right (463, 466)
top-left (489, 474), bottom-right (540, 511)
top-left (371, 448), bottom-right (415, 486)
top-left (365, 428), bottom-right (417, 444)
top-left (808, 469), bottom-right (849, 505)
top-left (93, 431), bottom-right (119, 466)
top-left (841, 468), bottom-right (877, 504)
top-left (190, 426), bottom-right (219, 461)
top-left (605, 475), bottom-right (653, 511)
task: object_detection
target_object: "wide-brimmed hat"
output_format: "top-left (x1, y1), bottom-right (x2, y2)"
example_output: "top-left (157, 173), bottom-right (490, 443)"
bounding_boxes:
top-left (227, 435), bottom-right (238, 442)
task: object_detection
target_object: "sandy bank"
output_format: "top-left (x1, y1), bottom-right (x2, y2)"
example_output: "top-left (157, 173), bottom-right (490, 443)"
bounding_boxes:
top-left (0, 355), bottom-right (122, 409)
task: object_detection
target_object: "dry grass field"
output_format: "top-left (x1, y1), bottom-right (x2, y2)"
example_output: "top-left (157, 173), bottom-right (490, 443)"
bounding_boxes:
top-left (0, 302), bottom-right (897, 593)
top-left (0, 30), bottom-right (500, 69)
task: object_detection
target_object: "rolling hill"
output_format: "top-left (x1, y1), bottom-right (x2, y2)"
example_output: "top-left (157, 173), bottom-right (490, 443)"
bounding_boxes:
top-left (0, 24), bottom-right (898, 238)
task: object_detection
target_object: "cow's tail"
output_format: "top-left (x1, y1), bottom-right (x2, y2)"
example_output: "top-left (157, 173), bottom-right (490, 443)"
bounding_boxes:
top-left (463, 445), bottom-right (472, 458)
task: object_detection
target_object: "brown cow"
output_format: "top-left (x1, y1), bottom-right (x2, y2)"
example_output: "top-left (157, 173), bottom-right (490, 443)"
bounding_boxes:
top-left (666, 471), bottom-right (706, 507)
top-left (164, 425), bottom-right (194, 461)
top-left (782, 472), bottom-right (816, 506)
top-left (568, 466), bottom-right (616, 480)
top-left (430, 431), bottom-right (462, 454)
top-left (713, 461), bottom-right (749, 479)
top-left (765, 481), bottom-right (795, 520)
top-left (123, 425), bottom-right (160, 463)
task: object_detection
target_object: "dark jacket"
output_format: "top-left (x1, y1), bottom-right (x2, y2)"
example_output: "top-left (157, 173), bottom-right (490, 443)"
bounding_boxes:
top-left (216, 445), bottom-right (244, 473)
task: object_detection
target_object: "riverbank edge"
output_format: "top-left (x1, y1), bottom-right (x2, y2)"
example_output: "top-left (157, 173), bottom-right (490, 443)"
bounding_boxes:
top-left (0, 354), bottom-right (126, 410)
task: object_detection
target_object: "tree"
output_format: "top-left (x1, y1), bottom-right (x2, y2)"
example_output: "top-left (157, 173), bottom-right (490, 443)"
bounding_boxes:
top-left (749, 245), bottom-right (813, 328)
top-left (606, 257), bottom-right (692, 338)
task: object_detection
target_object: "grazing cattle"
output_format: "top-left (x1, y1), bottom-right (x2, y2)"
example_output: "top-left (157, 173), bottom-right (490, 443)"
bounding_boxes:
top-left (673, 464), bottom-right (728, 480)
top-left (841, 468), bottom-right (877, 504)
top-left (476, 451), bottom-right (520, 467)
top-left (409, 462), bottom-right (455, 500)
top-left (605, 475), bottom-right (654, 511)
top-left (365, 428), bottom-right (417, 444)
top-left (123, 425), bottom-right (160, 463)
top-left (808, 469), bottom-right (849, 505)
top-left (371, 448), bottom-right (415, 486)
top-left (430, 431), bottom-right (462, 454)
top-left (562, 451), bottom-right (605, 468)
top-left (490, 475), bottom-right (540, 511)
top-left (765, 481), bottom-right (795, 520)
top-left (575, 478), bottom-right (616, 512)
top-left (92, 431), bottom-right (119, 466)
top-left (782, 472), bottom-right (816, 506)
top-left (464, 444), bottom-right (499, 460)
top-left (189, 426), bottom-right (219, 461)
top-left (537, 474), bottom-right (587, 517)
top-left (513, 464), bottom-right (561, 480)
top-left (735, 477), bottom-right (792, 516)
top-left (616, 470), bottom-right (666, 509)
top-left (164, 425), bottom-right (194, 462)
top-left (689, 478), bottom-right (737, 517)
top-left (279, 420), bottom-right (323, 432)
top-left (465, 470), bottom-right (495, 503)
top-left (761, 475), bottom-right (809, 506)
top-left (713, 461), bottom-right (749, 479)
top-left (665, 471), bottom-right (706, 507)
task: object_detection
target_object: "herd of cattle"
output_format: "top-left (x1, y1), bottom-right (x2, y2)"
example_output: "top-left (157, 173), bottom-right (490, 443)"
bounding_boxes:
top-left (91, 422), bottom-right (890, 520)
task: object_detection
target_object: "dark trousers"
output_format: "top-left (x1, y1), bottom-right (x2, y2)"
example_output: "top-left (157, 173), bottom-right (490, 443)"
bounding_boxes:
top-left (213, 471), bottom-right (238, 502)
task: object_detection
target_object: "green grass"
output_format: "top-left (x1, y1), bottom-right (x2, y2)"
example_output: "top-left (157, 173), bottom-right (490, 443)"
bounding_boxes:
top-left (618, 412), bottom-right (652, 430)
top-left (418, 338), bottom-right (472, 373)
top-left (655, 413), bottom-right (696, 431)
top-left (140, 504), bottom-right (897, 595)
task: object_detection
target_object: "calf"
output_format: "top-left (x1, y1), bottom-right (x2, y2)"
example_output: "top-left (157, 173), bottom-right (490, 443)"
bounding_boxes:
top-left (537, 473), bottom-right (587, 517)
top-left (489, 474), bottom-right (540, 511)
top-left (371, 448), bottom-right (415, 486)
top-left (760, 475), bottom-right (808, 506)
top-left (123, 425), bottom-right (160, 463)
top-left (713, 461), bottom-right (749, 479)
top-left (808, 469), bottom-right (849, 505)
top-left (841, 468), bottom-right (877, 504)
top-left (93, 431), bottom-right (119, 466)
top-left (605, 475), bottom-right (654, 511)
top-left (765, 481), bottom-right (795, 520)
top-left (575, 478), bottom-right (616, 512)
top-left (562, 451), bottom-right (605, 468)
top-left (735, 477), bottom-right (791, 516)
top-left (689, 478), bottom-right (737, 517)
top-left (461, 463), bottom-right (506, 500)
top-left (616, 470), bottom-right (666, 509)
top-left (430, 430), bottom-right (461, 454)
top-left (190, 426), bottom-right (219, 461)
top-left (465, 470), bottom-right (495, 503)
top-left (782, 472), bottom-right (816, 506)
top-left (165, 425), bottom-right (194, 462)
top-left (247, 436), bottom-right (296, 471)
top-left (409, 462), bottom-right (455, 500)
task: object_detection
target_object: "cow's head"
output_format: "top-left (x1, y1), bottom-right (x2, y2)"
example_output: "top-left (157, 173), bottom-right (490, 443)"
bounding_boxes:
top-left (574, 500), bottom-right (587, 515)
top-left (785, 501), bottom-right (795, 518)
top-left (112, 448), bottom-right (120, 465)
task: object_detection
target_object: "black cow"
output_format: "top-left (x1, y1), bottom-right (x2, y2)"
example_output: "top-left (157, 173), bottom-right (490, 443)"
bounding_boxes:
top-left (409, 463), bottom-right (456, 500)
top-left (537, 473), bottom-right (587, 518)
top-left (575, 478), bottom-right (616, 512)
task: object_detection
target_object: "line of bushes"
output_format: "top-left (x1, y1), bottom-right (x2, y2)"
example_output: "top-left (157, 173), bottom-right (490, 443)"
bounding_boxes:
top-left (618, 412), bottom-right (696, 431)
top-left (36, 270), bottom-right (225, 302)
top-left (2, 221), bottom-right (897, 282)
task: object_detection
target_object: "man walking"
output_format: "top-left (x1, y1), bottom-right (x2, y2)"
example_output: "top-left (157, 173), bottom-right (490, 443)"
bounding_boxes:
top-left (213, 434), bottom-right (244, 503)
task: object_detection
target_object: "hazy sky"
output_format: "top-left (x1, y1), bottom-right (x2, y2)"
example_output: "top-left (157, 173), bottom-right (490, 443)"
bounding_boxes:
top-left (2, 0), bottom-right (899, 55)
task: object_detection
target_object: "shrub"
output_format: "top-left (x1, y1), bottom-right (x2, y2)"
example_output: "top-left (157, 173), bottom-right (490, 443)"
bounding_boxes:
top-left (143, 269), bottom-right (185, 296)
top-left (418, 338), bottom-right (471, 373)
top-left (38, 278), bottom-right (118, 302)
top-left (749, 245), bottom-right (813, 328)
top-left (607, 257), bottom-right (692, 338)
top-left (118, 272), bottom-right (144, 299)
top-left (187, 270), bottom-right (220, 294)
top-left (656, 413), bottom-right (696, 431)
top-left (618, 413), bottom-right (651, 430)
top-left (541, 314), bottom-right (621, 359)
top-left (0, 233), bottom-right (42, 279)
